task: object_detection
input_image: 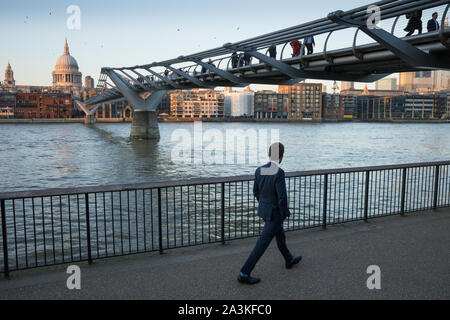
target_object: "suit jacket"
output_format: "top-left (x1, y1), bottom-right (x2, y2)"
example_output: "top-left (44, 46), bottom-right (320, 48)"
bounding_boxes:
top-left (253, 162), bottom-right (291, 222)
top-left (427, 19), bottom-right (439, 32)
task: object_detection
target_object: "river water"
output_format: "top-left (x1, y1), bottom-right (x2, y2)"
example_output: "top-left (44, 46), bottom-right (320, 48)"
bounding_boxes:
top-left (0, 122), bottom-right (449, 193)
top-left (1, 121), bottom-right (449, 271)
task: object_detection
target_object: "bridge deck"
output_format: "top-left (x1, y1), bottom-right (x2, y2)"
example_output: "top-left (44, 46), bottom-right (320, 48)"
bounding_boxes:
top-left (88, 29), bottom-right (450, 105)
top-left (0, 208), bottom-right (449, 299)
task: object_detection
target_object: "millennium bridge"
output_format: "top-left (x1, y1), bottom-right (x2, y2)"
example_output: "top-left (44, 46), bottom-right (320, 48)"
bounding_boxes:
top-left (76, 0), bottom-right (450, 139)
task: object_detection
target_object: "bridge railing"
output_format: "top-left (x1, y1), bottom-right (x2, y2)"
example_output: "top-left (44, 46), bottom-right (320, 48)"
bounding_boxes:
top-left (1, 161), bottom-right (449, 277)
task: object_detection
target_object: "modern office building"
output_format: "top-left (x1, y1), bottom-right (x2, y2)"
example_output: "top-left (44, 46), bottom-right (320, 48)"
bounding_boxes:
top-left (342, 94), bottom-right (358, 119)
top-left (398, 72), bottom-right (415, 92)
top-left (356, 95), bottom-right (394, 120)
top-left (224, 91), bottom-right (254, 117)
top-left (254, 91), bottom-right (288, 119)
top-left (84, 76), bottom-right (95, 89)
top-left (356, 94), bottom-right (446, 120)
top-left (278, 83), bottom-right (322, 120)
top-left (340, 81), bottom-right (354, 91)
top-left (399, 70), bottom-right (450, 93)
top-left (398, 94), bottom-right (439, 120)
top-left (376, 78), bottom-right (398, 91)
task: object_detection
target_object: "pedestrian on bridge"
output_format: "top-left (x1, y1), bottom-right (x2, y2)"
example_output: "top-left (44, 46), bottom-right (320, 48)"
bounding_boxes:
top-left (238, 53), bottom-right (245, 67)
top-left (238, 142), bottom-right (302, 285)
top-left (290, 40), bottom-right (301, 57)
top-left (427, 12), bottom-right (440, 32)
top-left (404, 9), bottom-right (423, 36)
top-left (268, 45), bottom-right (277, 59)
top-left (305, 36), bottom-right (315, 55)
top-left (243, 52), bottom-right (252, 66)
top-left (231, 52), bottom-right (239, 68)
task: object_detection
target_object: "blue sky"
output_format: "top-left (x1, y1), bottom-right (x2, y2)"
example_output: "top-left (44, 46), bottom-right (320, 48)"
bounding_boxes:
top-left (0, 0), bottom-right (397, 91)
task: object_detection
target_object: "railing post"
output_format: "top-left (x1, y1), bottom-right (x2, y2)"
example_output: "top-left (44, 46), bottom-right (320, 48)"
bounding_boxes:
top-left (1, 199), bottom-right (9, 278)
top-left (364, 171), bottom-right (370, 222)
top-left (158, 188), bottom-right (163, 254)
top-left (84, 194), bottom-right (93, 264)
top-left (433, 165), bottom-right (440, 209)
top-left (400, 167), bottom-right (407, 216)
top-left (221, 182), bottom-right (225, 244)
top-left (322, 174), bottom-right (328, 230)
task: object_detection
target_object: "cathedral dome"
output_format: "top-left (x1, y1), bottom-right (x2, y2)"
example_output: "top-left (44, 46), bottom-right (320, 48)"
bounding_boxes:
top-left (52, 39), bottom-right (82, 88)
top-left (55, 54), bottom-right (79, 71)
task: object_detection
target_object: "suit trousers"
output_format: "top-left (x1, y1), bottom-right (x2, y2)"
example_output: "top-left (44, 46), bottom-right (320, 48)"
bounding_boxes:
top-left (240, 212), bottom-right (293, 275)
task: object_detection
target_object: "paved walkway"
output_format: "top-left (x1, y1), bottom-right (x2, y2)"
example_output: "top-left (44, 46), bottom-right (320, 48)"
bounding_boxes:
top-left (0, 208), bottom-right (449, 300)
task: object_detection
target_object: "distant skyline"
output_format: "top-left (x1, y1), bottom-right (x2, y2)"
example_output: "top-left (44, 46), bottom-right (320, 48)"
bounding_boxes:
top-left (1, 0), bottom-right (402, 92)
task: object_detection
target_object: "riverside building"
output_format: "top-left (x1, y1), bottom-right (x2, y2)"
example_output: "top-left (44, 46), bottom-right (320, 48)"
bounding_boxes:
top-left (170, 89), bottom-right (225, 118)
top-left (278, 83), bottom-right (322, 120)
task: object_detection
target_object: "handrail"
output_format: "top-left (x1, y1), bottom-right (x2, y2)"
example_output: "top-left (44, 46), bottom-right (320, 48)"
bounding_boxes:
top-left (1, 161), bottom-right (449, 200)
top-left (1, 159), bottom-right (449, 276)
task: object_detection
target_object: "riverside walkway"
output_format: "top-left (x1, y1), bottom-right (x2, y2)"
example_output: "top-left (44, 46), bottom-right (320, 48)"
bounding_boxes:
top-left (0, 207), bottom-right (448, 300)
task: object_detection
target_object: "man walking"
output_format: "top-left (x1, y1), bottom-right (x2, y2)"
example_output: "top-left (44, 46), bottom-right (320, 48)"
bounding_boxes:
top-left (305, 36), bottom-right (315, 55)
top-left (427, 12), bottom-right (440, 32)
top-left (404, 9), bottom-right (423, 36)
top-left (238, 143), bottom-right (302, 285)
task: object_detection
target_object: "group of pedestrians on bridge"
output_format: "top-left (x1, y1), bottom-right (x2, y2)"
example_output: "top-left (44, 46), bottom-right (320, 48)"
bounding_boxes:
top-left (289, 36), bottom-right (316, 58)
top-left (231, 52), bottom-right (253, 69)
top-left (404, 10), bottom-right (441, 36)
top-left (191, 10), bottom-right (442, 76)
top-left (229, 34), bottom-right (317, 70)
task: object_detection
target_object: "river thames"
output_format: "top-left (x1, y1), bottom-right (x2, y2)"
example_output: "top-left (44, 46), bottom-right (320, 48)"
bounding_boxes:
top-left (0, 122), bottom-right (449, 192)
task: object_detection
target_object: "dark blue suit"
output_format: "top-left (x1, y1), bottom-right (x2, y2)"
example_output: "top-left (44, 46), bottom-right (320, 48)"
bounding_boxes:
top-left (240, 162), bottom-right (293, 275)
top-left (427, 19), bottom-right (439, 32)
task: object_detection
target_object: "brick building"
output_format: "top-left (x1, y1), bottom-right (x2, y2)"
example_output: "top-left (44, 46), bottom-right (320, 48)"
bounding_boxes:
top-left (14, 92), bottom-right (73, 119)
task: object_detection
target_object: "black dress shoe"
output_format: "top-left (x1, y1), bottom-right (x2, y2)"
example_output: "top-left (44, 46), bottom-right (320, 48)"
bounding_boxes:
top-left (237, 275), bottom-right (261, 285)
top-left (286, 256), bottom-right (302, 269)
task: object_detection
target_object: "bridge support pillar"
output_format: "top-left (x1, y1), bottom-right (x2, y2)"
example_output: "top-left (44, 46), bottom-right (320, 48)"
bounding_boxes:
top-left (130, 110), bottom-right (160, 140)
top-left (103, 69), bottom-right (167, 140)
top-left (84, 114), bottom-right (96, 125)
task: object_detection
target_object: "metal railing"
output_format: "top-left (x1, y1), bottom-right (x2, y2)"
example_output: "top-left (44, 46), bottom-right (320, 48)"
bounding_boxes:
top-left (0, 161), bottom-right (449, 277)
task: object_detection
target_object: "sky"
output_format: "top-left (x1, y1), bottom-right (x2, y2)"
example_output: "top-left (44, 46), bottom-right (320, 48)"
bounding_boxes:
top-left (0, 0), bottom-right (401, 92)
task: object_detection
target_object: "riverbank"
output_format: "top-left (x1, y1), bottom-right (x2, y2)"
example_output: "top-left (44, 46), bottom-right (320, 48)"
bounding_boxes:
top-left (0, 118), bottom-right (448, 124)
top-left (0, 118), bottom-right (132, 124)
top-left (163, 118), bottom-right (450, 123)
